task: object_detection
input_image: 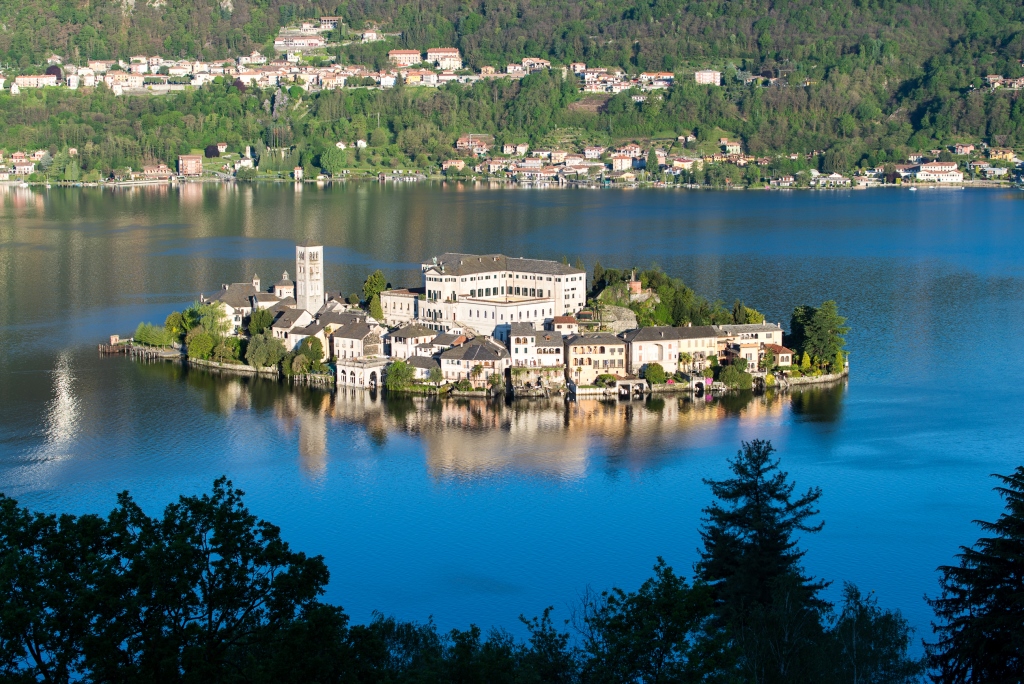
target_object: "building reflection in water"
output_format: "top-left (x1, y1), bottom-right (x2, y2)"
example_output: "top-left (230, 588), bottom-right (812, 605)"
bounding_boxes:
top-left (169, 362), bottom-right (846, 480)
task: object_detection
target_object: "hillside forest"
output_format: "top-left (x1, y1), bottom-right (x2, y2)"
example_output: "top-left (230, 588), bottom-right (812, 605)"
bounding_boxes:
top-left (0, 0), bottom-right (1023, 177)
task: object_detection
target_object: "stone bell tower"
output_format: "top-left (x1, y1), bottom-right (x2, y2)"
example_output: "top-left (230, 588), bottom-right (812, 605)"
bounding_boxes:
top-left (295, 242), bottom-right (325, 313)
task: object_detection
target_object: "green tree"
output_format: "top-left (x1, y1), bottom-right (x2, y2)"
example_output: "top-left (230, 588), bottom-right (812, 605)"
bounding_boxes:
top-left (89, 478), bottom-right (329, 682)
top-left (581, 559), bottom-right (733, 682)
top-left (926, 466), bottom-right (1024, 682)
top-left (801, 352), bottom-right (813, 371)
top-left (787, 305), bottom-right (817, 353)
top-left (0, 496), bottom-right (104, 683)
top-left (697, 440), bottom-right (829, 681)
top-left (385, 359), bottom-right (414, 390)
top-left (828, 583), bottom-right (923, 683)
top-left (428, 366), bottom-right (443, 386)
top-left (164, 311), bottom-right (187, 340)
top-left (646, 148), bottom-right (659, 176)
top-left (369, 294), bottom-right (384, 321)
top-left (363, 270), bottom-right (387, 303)
top-left (732, 299), bottom-right (748, 324)
top-left (298, 336), bottom-right (324, 364)
top-left (133, 322), bottom-right (173, 347)
top-left (186, 328), bottom-right (215, 360)
top-left (644, 362), bottom-right (667, 385)
top-left (803, 301), bottom-right (849, 364)
top-left (762, 348), bottom-right (776, 372)
top-left (248, 307), bottom-right (274, 335)
top-left (245, 332), bottom-right (286, 369)
top-left (319, 147), bottom-right (346, 176)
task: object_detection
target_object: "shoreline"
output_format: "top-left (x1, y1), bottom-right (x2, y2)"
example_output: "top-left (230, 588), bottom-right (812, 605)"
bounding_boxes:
top-left (5, 177), bottom-right (1019, 191)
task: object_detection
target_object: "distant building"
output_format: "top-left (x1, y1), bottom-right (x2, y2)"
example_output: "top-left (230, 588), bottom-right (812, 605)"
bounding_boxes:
top-left (388, 50), bottom-right (422, 67)
top-left (426, 47), bottom-right (462, 70)
top-left (177, 154), bottom-right (203, 176)
top-left (694, 69), bottom-right (721, 86)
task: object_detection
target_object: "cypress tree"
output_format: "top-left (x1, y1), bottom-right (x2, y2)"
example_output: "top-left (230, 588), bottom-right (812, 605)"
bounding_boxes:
top-left (926, 466), bottom-right (1024, 682)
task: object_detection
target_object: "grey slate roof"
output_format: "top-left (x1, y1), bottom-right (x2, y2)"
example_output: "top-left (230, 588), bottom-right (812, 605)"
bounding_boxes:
top-left (565, 332), bottom-right (625, 346)
top-left (509, 322), bottom-right (540, 337)
top-left (293, 320), bottom-right (327, 336)
top-left (271, 308), bottom-right (308, 330)
top-left (619, 325), bottom-right (720, 342)
top-left (715, 323), bottom-right (783, 335)
top-left (406, 356), bottom-right (441, 370)
top-left (423, 253), bottom-right (584, 277)
top-left (332, 321), bottom-right (376, 340)
top-left (318, 311), bottom-right (365, 327)
top-left (440, 337), bottom-right (510, 361)
top-left (207, 283), bottom-right (257, 310)
top-left (389, 323), bottom-right (436, 340)
top-left (431, 333), bottom-right (463, 347)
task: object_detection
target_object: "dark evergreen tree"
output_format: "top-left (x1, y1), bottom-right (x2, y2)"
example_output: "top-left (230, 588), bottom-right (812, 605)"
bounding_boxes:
top-left (786, 304), bottom-right (817, 354)
top-left (926, 466), bottom-right (1024, 682)
top-left (696, 439), bottom-right (829, 683)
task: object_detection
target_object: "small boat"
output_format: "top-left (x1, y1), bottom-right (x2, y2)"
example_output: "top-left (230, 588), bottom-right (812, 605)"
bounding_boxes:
top-left (909, 187), bottom-right (917, 192)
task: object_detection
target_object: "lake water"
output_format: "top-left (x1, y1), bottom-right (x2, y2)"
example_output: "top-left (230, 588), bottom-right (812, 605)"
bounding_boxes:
top-left (2, 182), bottom-right (1024, 648)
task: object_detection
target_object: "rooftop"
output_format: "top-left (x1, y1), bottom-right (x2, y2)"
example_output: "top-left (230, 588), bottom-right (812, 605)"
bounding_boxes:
top-left (423, 253), bottom-right (584, 277)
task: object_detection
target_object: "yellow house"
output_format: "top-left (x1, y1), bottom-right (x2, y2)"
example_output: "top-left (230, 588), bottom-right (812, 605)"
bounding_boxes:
top-left (564, 332), bottom-right (627, 385)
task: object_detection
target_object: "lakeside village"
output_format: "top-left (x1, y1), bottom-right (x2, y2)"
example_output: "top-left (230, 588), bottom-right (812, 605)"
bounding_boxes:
top-left (109, 244), bottom-right (849, 399)
top-left (1, 29), bottom-right (1022, 188)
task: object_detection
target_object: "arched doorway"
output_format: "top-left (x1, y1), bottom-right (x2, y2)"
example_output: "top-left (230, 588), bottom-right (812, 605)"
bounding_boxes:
top-left (369, 371), bottom-right (378, 389)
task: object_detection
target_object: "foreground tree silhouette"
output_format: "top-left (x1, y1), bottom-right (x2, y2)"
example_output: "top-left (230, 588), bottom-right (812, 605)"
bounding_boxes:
top-left (696, 439), bottom-right (829, 683)
top-left (926, 466), bottom-right (1024, 682)
top-left (579, 559), bottom-right (732, 683)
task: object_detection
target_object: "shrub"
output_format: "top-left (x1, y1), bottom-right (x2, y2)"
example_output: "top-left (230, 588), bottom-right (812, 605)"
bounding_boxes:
top-left (248, 308), bottom-right (274, 336)
top-left (644, 363), bottom-right (667, 385)
top-left (186, 329), bottom-right (215, 360)
top-left (246, 333), bottom-right (286, 369)
top-left (385, 360), bottom-right (414, 391)
top-left (720, 364), bottom-right (753, 390)
top-left (487, 373), bottom-right (503, 387)
top-left (453, 379), bottom-right (473, 391)
top-left (346, 293), bottom-right (360, 305)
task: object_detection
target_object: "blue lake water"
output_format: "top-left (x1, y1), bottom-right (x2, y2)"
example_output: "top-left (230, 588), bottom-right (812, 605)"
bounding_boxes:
top-left (2, 182), bottom-right (1023, 650)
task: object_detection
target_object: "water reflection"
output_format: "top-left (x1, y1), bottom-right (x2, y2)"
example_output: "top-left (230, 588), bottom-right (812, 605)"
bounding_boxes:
top-left (138, 361), bottom-right (845, 479)
top-left (44, 351), bottom-right (80, 449)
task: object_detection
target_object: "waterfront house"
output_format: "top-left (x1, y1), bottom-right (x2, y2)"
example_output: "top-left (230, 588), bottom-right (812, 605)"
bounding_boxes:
top-left (387, 323), bottom-right (436, 359)
top-left (763, 343), bottom-right (794, 367)
top-left (715, 323), bottom-right (784, 349)
top-left (177, 154), bottom-right (203, 176)
top-left (141, 164), bottom-right (173, 180)
top-left (620, 326), bottom-right (689, 375)
top-left (564, 332), bottom-right (627, 386)
top-left (407, 355), bottom-right (442, 381)
top-left (671, 325), bottom-right (719, 371)
top-left (505, 322), bottom-right (542, 367)
top-left (914, 161), bottom-right (962, 183)
top-left (440, 337), bottom-right (511, 386)
top-left (415, 332), bottom-right (467, 357)
top-left (203, 276), bottom-right (260, 332)
top-left (331, 321), bottom-right (383, 360)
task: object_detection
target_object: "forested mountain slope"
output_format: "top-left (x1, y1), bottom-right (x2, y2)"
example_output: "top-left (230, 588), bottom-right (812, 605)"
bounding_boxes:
top-left (0, 0), bottom-right (1022, 176)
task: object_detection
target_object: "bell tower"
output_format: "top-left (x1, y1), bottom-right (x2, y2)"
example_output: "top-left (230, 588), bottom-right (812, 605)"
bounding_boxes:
top-left (295, 242), bottom-right (325, 313)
